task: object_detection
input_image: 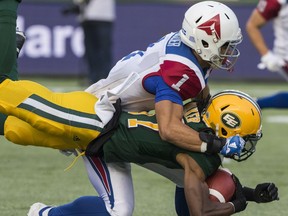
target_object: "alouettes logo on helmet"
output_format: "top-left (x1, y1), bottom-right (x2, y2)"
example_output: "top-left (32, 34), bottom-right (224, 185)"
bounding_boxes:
top-left (197, 14), bottom-right (221, 40)
top-left (221, 112), bottom-right (240, 129)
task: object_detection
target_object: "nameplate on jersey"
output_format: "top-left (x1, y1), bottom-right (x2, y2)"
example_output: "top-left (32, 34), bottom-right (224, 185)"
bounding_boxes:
top-left (167, 33), bottom-right (181, 47)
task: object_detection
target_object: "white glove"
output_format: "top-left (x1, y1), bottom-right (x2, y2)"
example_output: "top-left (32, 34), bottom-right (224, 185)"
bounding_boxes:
top-left (260, 51), bottom-right (285, 72)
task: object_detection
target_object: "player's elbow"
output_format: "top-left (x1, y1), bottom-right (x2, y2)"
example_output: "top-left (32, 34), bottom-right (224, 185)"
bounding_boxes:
top-left (245, 20), bottom-right (254, 34)
top-left (246, 19), bottom-right (262, 35)
top-left (158, 126), bottom-right (174, 142)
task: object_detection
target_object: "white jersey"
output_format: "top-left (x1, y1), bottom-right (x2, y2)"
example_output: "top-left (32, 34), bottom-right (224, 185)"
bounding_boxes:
top-left (257, 0), bottom-right (288, 60)
top-left (86, 31), bottom-right (211, 112)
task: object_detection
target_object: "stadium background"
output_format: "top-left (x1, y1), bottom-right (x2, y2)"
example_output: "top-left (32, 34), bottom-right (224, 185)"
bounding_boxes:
top-left (1, 1), bottom-right (288, 216)
top-left (17, 0), bottom-right (280, 81)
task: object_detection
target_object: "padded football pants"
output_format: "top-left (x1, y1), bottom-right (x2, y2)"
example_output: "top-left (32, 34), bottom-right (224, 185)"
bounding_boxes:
top-left (0, 79), bottom-right (103, 150)
top-left (42, 157), bottom-right (134, 216)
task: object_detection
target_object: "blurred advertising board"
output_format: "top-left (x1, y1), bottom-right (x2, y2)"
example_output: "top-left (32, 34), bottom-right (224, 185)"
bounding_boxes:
top-left (17, 2), bottom-right (281, 81)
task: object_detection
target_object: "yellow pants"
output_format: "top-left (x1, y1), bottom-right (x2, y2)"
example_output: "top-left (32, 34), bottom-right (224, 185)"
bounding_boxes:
top-left (0, 79), bottom-right (103, 150)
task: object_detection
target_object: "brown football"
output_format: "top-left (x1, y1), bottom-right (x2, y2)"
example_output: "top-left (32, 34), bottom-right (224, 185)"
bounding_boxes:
top-left (206, 168), bottom-right (236, 203)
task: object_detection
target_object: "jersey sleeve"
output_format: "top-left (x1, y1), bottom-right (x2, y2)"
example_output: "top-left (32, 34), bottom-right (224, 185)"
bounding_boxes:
top-left (143, 75), bottom-right (183, 105)
top-left (256, 0), bottom-right (281, 21)
top-left (159, 60), bottom-right (204, 100)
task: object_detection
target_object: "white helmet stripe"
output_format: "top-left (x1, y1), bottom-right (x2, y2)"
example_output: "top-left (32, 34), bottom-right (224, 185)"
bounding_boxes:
top-left (212, 89), bottom-right (262, 123)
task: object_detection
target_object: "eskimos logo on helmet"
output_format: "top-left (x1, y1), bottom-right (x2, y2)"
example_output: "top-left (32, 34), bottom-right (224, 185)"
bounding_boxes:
top-left (221, 112), bottom-right (240, 128)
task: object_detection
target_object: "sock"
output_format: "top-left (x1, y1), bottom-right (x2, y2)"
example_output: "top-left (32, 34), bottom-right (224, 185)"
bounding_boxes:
top-left (257, 92), bottom-right (288, 109)
top-left (49, 196), bottom-right (110, 216)
top-left (175, 186), bottom-right (189, 216)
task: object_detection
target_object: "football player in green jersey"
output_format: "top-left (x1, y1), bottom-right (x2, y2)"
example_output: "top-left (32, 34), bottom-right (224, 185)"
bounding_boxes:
top-left (26, 90), bottom-right (278, 216)
top-left (0, 0), bottom-right (26, 136)
top-left (0, 0), bottom-right (21, 81)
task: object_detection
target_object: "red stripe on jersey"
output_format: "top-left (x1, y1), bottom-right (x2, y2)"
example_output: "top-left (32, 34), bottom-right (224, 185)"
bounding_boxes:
top-left (159, 60), bottom-right (203, 100)
top-left (257, 0), bottom-right (281, 21)
top-left (91, 157), bottom-right (111, 195)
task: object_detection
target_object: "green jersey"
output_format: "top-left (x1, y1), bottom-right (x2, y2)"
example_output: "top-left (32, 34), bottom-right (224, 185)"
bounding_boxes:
top-left (103, 107), bottom-right (221, 178)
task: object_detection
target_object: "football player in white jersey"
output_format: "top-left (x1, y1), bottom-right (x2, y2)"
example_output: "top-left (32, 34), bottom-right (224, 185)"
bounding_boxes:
top-left (0, 1), bottom-right (243, 157)
top-left (0, 1), bottom-right (246, 215)
top-left (84, 3), bottom-right (245, 214)
top-left (246, 0), bottom-right (288, 109)
top-left (25, 1), bottom-right (244, 216)
top-left (87, 2), bottom-right (245, 213)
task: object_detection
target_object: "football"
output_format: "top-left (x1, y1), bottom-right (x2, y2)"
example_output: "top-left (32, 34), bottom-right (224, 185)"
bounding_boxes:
top-left (206, 168), bottom-right (236, 203)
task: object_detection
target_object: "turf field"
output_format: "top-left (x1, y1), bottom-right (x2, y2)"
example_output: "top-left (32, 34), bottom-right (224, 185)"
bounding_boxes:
top-left (0, 78), bottom-right (288, 216)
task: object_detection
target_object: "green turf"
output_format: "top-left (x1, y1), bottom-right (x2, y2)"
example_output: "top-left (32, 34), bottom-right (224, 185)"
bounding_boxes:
top-left (0, 79), bottom-right (288, 215)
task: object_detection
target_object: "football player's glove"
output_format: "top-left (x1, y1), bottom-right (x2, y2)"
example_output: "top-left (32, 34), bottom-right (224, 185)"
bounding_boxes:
top-left (229, 175), bottom-right (247, 213)
top-left (220, 135), bottom-right (245, 157)
top-left (243, 183), bottom-right (279, 203)
top-left (254, 183), bottom-right (279, 203)
top-left (199, 132), bottom-right (245, 157)
top-left (199, 131), bottom-right (226, 154)
top-left (260, 51), bottom-right (285, 72)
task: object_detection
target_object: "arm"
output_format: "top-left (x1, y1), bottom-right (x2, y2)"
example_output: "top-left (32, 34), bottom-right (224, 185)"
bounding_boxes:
top-left (155, 100), bottom-right (203, 152)
top-left (176, 153), bottom-right (236, 216)
top-left (145, 72), bottom-right (208, 152)
top-left (148, 76), bottom-right (242, 155)
top-left (246, 9), bottom-right (269, 56)
top-left (155, 99), bottom-right (241, 155)
top-left (246, 1), bottom-right (284, 72)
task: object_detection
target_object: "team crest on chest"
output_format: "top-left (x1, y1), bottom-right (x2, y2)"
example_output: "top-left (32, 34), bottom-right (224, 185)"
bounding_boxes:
top-left (221, 112), bottom-right (240, 128)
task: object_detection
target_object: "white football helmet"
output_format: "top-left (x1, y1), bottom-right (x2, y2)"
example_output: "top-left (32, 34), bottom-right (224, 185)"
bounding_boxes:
top-left (180, 1), bottom-right (242, 71)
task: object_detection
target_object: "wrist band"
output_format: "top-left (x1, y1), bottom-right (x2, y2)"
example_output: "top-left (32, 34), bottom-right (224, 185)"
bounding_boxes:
top-left (200, 142), bottom-right (207, 152)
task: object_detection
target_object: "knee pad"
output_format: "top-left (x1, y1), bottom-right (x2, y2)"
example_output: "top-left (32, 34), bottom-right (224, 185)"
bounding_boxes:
top-left (4, 116), bottom-right (35, 146)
